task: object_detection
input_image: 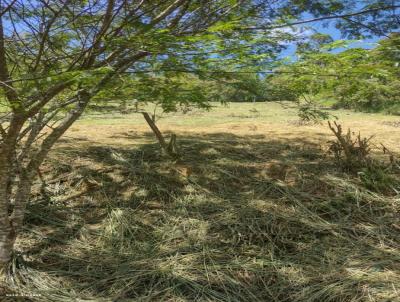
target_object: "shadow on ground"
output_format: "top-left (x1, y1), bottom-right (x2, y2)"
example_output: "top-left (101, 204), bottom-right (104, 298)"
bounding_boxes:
top-left (8, 132), bottom-right (400, 302)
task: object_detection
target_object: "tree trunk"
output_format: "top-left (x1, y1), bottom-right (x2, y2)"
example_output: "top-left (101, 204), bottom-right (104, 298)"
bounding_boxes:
top-left (0, 168), bottom-right (13, 279)
top-left (0, 92), bottom-right (90, 278)
top-left (0, 166), bottom-right (32, 280)
top-left (0, 227), bottom-right (13, 279)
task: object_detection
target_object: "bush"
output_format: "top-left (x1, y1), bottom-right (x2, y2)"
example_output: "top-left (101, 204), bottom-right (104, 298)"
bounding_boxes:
top-left (335, 80), bottom-right (400, 114)
top-left (327, 121), bottom-right (400, 193)
top-left (327, 121), bottom-right (373, 170)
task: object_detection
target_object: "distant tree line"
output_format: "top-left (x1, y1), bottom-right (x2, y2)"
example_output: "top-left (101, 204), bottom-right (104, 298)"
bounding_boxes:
top-left (112, 33), bottom-right (400, 113)
top-left (267, 33), bottom-right (400, 114)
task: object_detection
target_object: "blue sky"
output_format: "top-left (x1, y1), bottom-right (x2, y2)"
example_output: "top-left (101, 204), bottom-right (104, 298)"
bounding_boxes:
top-left (278, 0), bottom-right (398, 59)
top-left (279, 21), bottom-right (381, 59)
top-left (312, 21), bottom-right (380, 47)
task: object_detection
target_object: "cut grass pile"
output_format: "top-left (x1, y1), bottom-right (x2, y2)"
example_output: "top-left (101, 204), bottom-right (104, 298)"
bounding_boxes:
top-left (3, 102), bottom-right (400, 301)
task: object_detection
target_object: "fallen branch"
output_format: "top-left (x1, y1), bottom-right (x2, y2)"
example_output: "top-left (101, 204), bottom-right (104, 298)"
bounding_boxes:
top-left (141, 111), bottom-right (179, 157)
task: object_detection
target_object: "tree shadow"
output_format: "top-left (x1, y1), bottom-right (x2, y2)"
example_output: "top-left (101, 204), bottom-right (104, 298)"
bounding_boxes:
top-left (14, 132), bottom-right (400, 301)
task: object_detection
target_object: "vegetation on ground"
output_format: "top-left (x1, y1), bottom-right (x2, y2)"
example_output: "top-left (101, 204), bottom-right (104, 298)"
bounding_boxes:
top-left (4, 103), bottom-right (400, 301)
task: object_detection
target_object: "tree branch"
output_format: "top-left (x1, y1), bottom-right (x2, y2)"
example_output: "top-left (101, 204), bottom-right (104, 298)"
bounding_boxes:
top-left (239, 5), bottom-right (400, 31)
top-left (0, 0), bottom-right (15, 17)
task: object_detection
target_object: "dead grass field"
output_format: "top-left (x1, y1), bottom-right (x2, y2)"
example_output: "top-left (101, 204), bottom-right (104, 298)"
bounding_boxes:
top-left (6, 102), bottom-right (400, 301)
top-left (66, 102), bottom-right (400, 151)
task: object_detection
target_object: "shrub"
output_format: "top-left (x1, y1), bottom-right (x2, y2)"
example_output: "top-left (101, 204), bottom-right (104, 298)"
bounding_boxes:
top-left (327, 121), bottom-right (400, 193)
top-left (327, 121), bottom-right (373, 169)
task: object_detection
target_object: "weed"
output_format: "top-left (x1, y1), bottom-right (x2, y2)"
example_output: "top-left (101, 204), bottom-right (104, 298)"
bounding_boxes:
top-left (328, 121), bottom-right (373, 169)
top-left (328, 121), bottom-right (400, 193)
top-left (358, 166), bottom-right (398, 193)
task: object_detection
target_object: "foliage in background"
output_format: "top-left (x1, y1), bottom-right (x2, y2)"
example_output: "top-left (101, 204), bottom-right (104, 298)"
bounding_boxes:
top-left (268, 33), bottom-right (400, 114)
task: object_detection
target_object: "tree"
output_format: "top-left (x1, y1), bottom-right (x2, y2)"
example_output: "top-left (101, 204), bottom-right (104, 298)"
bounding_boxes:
top-left (0, 0), bottom-right (399, 277)
top-left (0, 0), bottom-right (261, 276)
top-left (269, 33), bottom-right (400, 113)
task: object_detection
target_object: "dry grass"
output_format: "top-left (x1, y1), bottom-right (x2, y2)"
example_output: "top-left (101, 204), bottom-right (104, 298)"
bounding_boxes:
top-left (4, 102), bottom-right (400, 301)
top-left (65, 102), bottom-right (400, 156)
